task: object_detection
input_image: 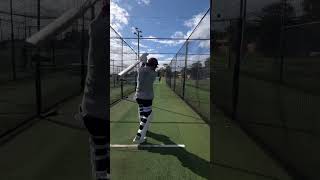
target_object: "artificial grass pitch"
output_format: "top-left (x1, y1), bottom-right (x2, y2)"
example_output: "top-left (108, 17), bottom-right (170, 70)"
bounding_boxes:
top-left (110, 80), bottom-right (210, 180)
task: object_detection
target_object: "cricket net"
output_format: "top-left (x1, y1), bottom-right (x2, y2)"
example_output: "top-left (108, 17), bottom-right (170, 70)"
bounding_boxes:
top-left (110, 26), bottom-right (138, 104)
top-left (0, 0), bottom-right (102, 139)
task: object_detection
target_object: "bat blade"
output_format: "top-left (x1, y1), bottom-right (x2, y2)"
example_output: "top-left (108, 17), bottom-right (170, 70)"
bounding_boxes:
top-left (26, 0), bottom-right (99, 46)
top-left (118, 53), bottom-right (148, 77)
top-left (118, 60), bottom-right (140, 77)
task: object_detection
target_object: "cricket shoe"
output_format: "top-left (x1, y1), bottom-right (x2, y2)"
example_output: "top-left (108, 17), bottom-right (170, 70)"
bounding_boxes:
top-left (132, 136), bottom-right (147, 144)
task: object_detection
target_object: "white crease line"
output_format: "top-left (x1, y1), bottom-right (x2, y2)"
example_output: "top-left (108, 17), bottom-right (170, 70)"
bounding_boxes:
top-left (110, 144), bottom-right (186, 148)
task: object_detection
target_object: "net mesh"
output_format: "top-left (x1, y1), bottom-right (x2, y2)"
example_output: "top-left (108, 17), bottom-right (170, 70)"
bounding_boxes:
top-left (0, 0), bottom-right (100, 137)
top-left (110, 27), bottom-right (138, 104)
top-left (166, 10), bottom-right (210, 122)
top-left (213, 0), bottom-right (320, 178)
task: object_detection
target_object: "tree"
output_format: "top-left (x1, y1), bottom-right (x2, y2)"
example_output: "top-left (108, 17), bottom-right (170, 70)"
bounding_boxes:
top-left (254, 2), bottom-right (295, 57)
top-left (165, 65), bottom-right (172, 77)
top-left (190, 61), bottom-right (202, 79)
top-left (204, 57), bottom-right (210, 68)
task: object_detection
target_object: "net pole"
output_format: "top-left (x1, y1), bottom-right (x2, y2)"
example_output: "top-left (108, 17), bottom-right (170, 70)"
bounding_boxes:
top-left (173, 56), bottom-right (177, 91)
top-left (279, 0), bottom-right (286, 83)
top-left (121, 39), bottom-right (123, 71)
top-left (121, 80), bottom-right (124, 98)
top-left (113, 59), bottom-right (115, 88)
top-left (81, 14), bottom-right (85, 90)
top-left (10, 0), bottom-right (16, 80)
top-left (23, 15), bottom-right (27, 69)
top-left (231, 0), bottom-right (246, 121)
top-left (0, 19), bottom-right (2, 41)
top-left (35, 0), bottom-right (42, 114)
top-left (182, 41), bottom-right (189, 99)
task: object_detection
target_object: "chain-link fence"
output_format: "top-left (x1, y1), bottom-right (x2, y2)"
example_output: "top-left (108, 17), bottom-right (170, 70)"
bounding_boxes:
top-left (213, 0), bottom-right (319, 179)
top-left (110, 27), bottom-right (138, 104)
top-left (166, 9), bottom-right (210, 123)
top-left (0, 0), bottom-right (100, 138)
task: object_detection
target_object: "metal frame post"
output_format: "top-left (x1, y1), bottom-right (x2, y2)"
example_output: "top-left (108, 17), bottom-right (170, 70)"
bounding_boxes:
top-left (23, 15), bottom-right (27, 69)
top-left (121, 40), bottom-right (123, 71)
top-left (231, 0), bottom-right (246, 121)
top-left (133, 27), bottom-right (142, 65)
top-left (279, 0), bottom-right (286, 83)
top-left (10, 0), bottom-right (16, 80)
top-left (182, 41), bottom-right (189, 99)
top-left (0, 19), bottom-right (2, 41)
top-left (81, 15), bottom-right (85, 90)
top-left (138, 33), bottom-right (140, 58)
top-left (173, 56), bottom-right (177, 91)
top-left (35, 0), bottom-right (42, 114)
top-left (112, 59), bottom-right (115, 87)
top-left (121, 80), bottom-right (124, 98)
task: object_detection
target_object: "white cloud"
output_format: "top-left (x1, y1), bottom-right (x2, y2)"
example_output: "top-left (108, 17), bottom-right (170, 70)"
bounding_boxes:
top-left (131, 26), bottom-right (136, 33)
top-left (184, 13), bottom-right (205, 29)
top-left (110, 1), bottom-right (130, 32)
top-left (171, 31), bottom-right (184, 38)
top-left (144, 35), bottom-right (182, 47)
top-left (159, 57), bottom-right (173, 64)
top-left (150, 54), bottom-right (165, 59)
top-left (131, 42), bottom-right (148, 49)
top-left (142, 11), bottom-right (210, 65)
top-left (156, 57), bottom-right (174, 69)
top-left (137, 0), bottom-right (151, 5)
top-left (184, 11), bottom-right (210, 49)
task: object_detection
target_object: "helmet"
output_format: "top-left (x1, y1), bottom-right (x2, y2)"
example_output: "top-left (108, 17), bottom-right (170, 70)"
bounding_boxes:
top-left (147, 58), bottom-right (158, 67)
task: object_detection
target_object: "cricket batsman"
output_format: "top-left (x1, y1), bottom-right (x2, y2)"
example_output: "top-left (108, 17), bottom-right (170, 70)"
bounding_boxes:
top-left (75, 0), bottom-right (109, 179)
top-left (132, 53), bottom-right (159, 144)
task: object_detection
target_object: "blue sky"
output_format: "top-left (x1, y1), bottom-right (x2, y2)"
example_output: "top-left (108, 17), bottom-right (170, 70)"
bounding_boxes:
top-left (110, 0), bottom-right (210, 66)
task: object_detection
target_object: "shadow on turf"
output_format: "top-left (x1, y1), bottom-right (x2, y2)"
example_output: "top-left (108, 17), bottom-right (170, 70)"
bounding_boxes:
top-left (138, 131), bottom-right (210, 179)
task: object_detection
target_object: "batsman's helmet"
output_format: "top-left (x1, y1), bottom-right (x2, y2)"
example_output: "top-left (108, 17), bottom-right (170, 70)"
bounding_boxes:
top-left (147, 58), bottom-right (158, 67)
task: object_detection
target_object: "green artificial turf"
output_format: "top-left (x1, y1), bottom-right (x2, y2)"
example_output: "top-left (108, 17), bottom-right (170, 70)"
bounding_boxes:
top-left (110, 80), bottom-right (210, 180)
top-left (0, 76), bottom-right (295, 180)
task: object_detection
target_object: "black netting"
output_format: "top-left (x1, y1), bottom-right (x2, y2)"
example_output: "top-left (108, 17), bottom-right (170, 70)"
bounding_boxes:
top-left (110, 27), bottom-right (137, 104)
top-left (213, 0), bottom-right (320, 179)
top-left (0, 0), bottom-right (100, 137)
top-left (165, 10), bottom-right (210, 122)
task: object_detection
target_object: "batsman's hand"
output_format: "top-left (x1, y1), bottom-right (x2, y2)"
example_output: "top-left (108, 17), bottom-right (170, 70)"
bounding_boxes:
top-left (140, 53), bottom-right (149, 64)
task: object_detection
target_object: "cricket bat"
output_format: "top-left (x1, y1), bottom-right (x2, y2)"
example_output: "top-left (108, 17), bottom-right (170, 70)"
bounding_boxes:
top-left (26, 0), bottom-right (100, 46)
top-left (118, 53), bottom-right (148, 77)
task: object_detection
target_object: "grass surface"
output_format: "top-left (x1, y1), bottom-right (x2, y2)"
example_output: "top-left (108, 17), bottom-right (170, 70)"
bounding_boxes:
top-left (110, 84), bottom-right (135, 104)
top-left (0, 70), bottom-right (81, 136)
top-left (212, 107), bottom-right (293, 180)
top-left (110, 80), bottom-right (210, 180)
top-left (0, 76), bottom-right (293, 180)
top-left (0, 95), bottom-right (91, 180)
top-left (167, 79), bottom-right (210, 121)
